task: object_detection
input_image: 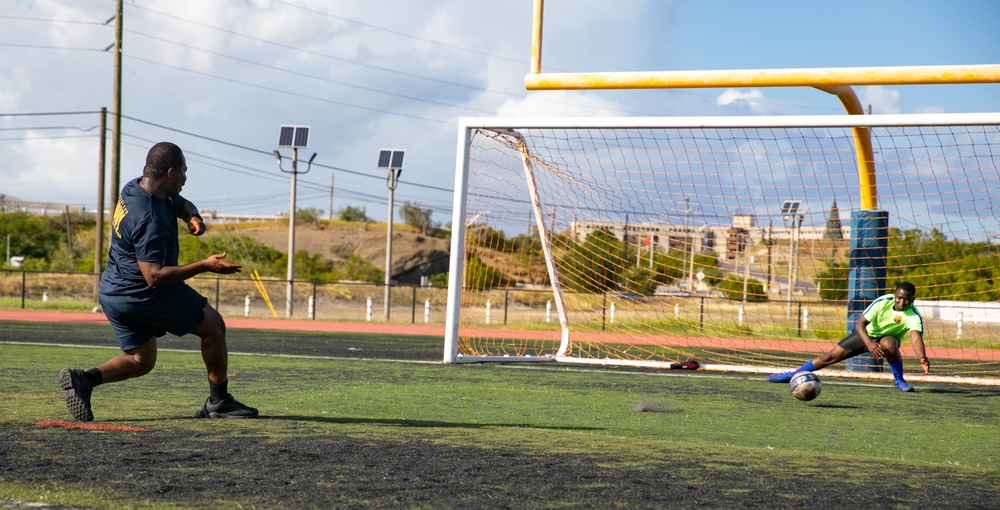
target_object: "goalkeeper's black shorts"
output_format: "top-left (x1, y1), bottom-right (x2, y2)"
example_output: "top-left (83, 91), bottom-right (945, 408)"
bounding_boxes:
top-left (838, 331), bottom-right (900, 358)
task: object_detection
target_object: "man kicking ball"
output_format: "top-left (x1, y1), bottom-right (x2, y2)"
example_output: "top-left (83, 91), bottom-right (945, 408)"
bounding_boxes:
top-left (59, 141), bottom-right (258, 421)
top-left (768, 281), bottom-right (930, 391)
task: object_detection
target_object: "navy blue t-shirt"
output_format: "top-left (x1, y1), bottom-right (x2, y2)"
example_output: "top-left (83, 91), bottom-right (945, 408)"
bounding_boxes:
top-left (99, 178), bottom-right (189, 298)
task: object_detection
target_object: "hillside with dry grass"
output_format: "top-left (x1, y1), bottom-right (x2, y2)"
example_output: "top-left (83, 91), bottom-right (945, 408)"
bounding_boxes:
top-left (219, 220), bottom-right (451, 284)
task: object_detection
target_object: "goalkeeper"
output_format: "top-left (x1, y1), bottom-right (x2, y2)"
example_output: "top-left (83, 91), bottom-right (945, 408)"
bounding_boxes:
top-left (768, 281), bottom-right (930, 392)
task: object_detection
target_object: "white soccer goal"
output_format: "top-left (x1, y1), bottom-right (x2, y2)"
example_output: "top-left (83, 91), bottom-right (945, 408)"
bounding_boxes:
top-left (444, 113), bottom-right (1000, 386)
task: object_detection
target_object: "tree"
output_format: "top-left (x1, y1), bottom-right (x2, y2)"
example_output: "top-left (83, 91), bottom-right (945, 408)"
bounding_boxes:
top-left (619, 265), bottom-right (658, 295)
top-left (823, 199), bottom-right (844, 240)
top-left (295, 250), bottom-right (338, 281)
top-left (337, 205), bottom-right (369, 222)
top-left (718, 274), bottom-right (767, 302)
top-left (560, 228), bottom-right (628, 293)
top-left (296, 207), bottom-right (323, 227)
top-left (510, 229), bottom-right (542, 254)
top-left (815, 261), bottom-right (849, 302)
top-left (343, 254), bottom-right (383, 283)
top-left (887, 228), bottom-right (999, 301)
top-left (471, 226), bottom-right (513, 252)
top-left (179, 234), bottom-right (286, 277)
top-left (400, 201), bottom-right (434, 234)
top-left (0, 212), bottom-right (69, 269)
top-left (463, 255), bottom-right (513, 290)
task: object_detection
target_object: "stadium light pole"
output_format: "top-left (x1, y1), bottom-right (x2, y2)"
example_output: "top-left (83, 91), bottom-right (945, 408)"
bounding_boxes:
top-left (684, 197), bottom-right (693, 292)
top-left (741, 232), bottom-right (751, 305)
top-left (781, 200), bottom-right (801, 318)
top-left (766, 219), bottom-right (773, 293)
top-left (378, 149), bottom-right (405, 321)
top-left (275, 125), bottom-right (315, 318)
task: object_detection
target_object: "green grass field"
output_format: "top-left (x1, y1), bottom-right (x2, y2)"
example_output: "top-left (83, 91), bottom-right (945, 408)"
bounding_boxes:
top-left (1, 321), bottom-right (998, 508)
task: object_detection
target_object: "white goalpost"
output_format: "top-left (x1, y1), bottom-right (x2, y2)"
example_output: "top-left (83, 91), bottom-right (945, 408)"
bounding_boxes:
top-left (444, 113), bottom-right (1000, 386)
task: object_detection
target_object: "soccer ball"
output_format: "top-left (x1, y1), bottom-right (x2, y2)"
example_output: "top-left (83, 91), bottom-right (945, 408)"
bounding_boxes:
top-left (789, 371), bottom-right (822, 401)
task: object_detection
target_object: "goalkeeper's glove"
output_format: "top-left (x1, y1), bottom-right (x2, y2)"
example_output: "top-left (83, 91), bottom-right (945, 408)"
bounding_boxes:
top-left (919, 356), bottom-right (931, 374)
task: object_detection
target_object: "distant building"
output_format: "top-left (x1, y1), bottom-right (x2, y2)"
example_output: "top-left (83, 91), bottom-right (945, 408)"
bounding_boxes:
top-left (571, 214), bottom-right (850, 260)
top-left (0, 192), bottom-right (87, 215)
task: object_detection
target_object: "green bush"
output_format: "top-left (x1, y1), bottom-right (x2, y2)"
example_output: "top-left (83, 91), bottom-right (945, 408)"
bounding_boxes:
top-left (560, 229), bottom-right (627, 293)
top-left (464, 255), bottom-right (512, 290)
top-left (718, 274), bottom-right (768, 302)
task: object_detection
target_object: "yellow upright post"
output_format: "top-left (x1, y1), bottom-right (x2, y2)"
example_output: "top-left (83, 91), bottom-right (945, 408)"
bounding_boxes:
top-left (813, 86), bottom-right (878, 210)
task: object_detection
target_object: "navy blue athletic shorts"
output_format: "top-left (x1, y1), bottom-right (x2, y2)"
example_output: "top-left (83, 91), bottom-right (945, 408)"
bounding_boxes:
top-left (99, 284), bottom-right (208, 351)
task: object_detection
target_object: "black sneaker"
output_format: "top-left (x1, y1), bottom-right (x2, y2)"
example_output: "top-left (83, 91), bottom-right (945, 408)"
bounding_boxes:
top-left (195, 396), bottom-right (259, 419)
top-left (58, 368), bottom-right (94, 422)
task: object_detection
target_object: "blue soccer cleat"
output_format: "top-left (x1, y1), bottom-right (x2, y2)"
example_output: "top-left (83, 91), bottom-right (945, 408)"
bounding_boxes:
top-left (768, 372), bottom-right (795, 383)
top-left (894, 380), bottom-right (915, 392)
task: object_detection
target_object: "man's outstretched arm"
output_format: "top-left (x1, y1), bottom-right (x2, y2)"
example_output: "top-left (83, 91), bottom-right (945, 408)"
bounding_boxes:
top-left (138, 253), bottom-right (240, 287)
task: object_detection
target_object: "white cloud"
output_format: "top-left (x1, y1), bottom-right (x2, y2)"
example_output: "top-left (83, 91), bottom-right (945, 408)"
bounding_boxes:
top-left (495, 91), bottom-right (628, 117)
top-left (0, 65), bottom-right (28, 110)
top-left (716, 89), bottom-right (770, 114)
top-left (858, 86), bottom-right (901, 114)
top-left (184, 100), bottom-right (213, 119)
top-left (4, 134), bottom-right (100, 205)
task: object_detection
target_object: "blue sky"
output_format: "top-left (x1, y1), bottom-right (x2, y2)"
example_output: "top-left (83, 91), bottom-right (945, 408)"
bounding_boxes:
top-left (1, 0), bottom-right (998, 225)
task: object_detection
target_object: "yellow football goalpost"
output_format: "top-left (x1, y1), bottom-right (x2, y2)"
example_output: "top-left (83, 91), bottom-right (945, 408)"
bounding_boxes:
top-left (443, 0), bottom-right (1000, 386)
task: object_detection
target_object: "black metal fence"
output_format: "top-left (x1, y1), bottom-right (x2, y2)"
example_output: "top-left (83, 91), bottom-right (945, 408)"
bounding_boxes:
top-left (0, 269), bottom-right (449, 325)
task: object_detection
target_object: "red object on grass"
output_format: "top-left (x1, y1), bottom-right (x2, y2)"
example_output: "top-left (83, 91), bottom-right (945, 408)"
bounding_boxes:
top-left (35, 419), bottom-right (151, 433)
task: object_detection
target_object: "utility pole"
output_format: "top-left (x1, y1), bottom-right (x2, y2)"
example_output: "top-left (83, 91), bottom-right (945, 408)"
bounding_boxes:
top-left (110, 0), bottom-right (123, 209)
top-left (328, 173), bottom-right (334, 222)
top-left (94, 107), bottom-right (107, 302)
top-left (766, 219), bottom-right (772, 293)
top-left (64, 205), bottom-right (73, 261)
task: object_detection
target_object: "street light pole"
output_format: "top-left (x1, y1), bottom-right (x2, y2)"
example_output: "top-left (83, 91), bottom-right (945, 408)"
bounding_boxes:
top-left (685, 198), bottom-right (694, 292)
top-left (384, 171), bottom-right (398, 320)
top-left (378, 149), bottom-right (405, 321)
top-left (286, 148), bottom-right (298, 318)
top-left (766, 220), bottom-right (773, 293)
top-left (780, 200), bottom-right (801, 318)
top-left (275, 125), bottom-right (314, 318)
top-left (787, 222), bottom-right (794, 318)
top-left (742, 234), bottom-right (750, 304)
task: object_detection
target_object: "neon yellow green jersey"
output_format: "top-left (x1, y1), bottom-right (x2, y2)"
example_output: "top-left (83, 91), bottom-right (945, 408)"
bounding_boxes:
top-left (863, 293), bottom-right (923, 341)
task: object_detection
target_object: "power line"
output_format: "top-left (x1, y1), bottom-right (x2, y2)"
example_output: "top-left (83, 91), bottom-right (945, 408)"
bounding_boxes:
top-left (121, 3), bottom-right (669, 116)
top-left (0, 134), bottom-right (99, 142)
top-left (269, 0), bottom-right (528, 66)
top-left (0, 14), bottom-right (108, 25)
top-left (124, 29), bottom-right (495, 115)
top-left (118, 5), bottom-right (743, 116)
top-left (0, 111), bottom-right (100, 117)
top-left (124, 55), bottom-right (454, 126)
top-left (126, 3), bottom-right (497, 94)
top-left (119, 133), bottom-right (453, 214)
top-left (0, 125), bottom-right (100, 132)
top-left (0, 43), bottom-right (107, 52)
top-left (119, 114), bottom-right (455, 193)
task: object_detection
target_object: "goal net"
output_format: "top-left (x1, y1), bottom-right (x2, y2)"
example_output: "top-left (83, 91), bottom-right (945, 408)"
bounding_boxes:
top-left (444, 113), bottom-right (1000, 386)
